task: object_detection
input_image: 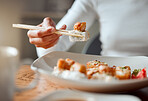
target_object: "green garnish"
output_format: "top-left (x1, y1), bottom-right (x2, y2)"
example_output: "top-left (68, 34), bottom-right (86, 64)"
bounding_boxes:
top-left (95, 61), bottom-right (100, 63)
top-left (121, 67), bottom-right (126, 69)
top-left (132, 69), bottom-right (141, 76)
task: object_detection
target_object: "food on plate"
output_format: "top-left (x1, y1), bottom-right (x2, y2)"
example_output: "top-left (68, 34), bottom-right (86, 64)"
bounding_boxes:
top-left (115, 66), bottom-right (131, 80)
top-left (86, 60), bottom-right (115, 79)
top-left (70, 62), bottom-right (86, 74)
top-left (57, 58), bottom-right (75, 70)
top-left (86, 60), bottom-right (116, 81)
top-left (52, 58), bottom-right (147, 82)
top-left (132, 67), bottom-right (147, 79)
top-left (90, 73), bottom-right (117, 82)
top-left (69, 22), bottom-right (89, 42)
top-left (52, 58), bottom-right (87, 80)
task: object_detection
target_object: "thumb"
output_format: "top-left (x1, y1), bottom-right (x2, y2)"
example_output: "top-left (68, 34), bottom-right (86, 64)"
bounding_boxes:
top-left (60, 24), bottom-right (67, 30)
top-left (42, 17), bottom-right (56, 28)
top-left (58, 24), bottom-right (67, 37)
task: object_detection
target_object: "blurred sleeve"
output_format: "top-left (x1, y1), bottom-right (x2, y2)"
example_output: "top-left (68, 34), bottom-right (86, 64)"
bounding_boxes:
top-left (36, 0), bottom-right (97, 57)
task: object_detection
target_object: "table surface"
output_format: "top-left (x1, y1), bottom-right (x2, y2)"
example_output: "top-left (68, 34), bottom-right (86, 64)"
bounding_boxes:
top-left (14, 65), bottom-right (148, 101)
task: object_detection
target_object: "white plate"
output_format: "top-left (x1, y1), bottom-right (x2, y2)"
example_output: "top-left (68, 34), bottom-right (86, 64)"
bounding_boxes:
top-left (36, 89), bottom-right (141, 101)
top-left (31, 51), bottom-right (148, 93)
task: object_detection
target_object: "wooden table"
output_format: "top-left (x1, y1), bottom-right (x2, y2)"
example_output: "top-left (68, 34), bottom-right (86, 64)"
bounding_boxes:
top-left (14, 65), bottom-right (65, 101)
top-left (14, 65), bottom-right (148, 101)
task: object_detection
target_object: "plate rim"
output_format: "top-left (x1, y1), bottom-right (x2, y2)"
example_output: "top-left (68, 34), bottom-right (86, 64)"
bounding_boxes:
top-left (31, 51), bottom-right (148, 92)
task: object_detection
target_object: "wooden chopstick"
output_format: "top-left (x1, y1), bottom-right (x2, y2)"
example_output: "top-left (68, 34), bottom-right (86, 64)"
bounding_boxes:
top-left (13, 24), bottom-right (84, 38)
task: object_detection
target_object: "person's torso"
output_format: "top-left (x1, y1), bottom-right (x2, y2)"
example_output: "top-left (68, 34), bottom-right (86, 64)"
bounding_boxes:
top-left (93, 0), bottom-right (148, 56)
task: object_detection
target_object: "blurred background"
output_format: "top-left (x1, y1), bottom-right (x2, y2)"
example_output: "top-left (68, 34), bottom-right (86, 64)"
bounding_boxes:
top-left (0, 0), bottom-right (100, 64)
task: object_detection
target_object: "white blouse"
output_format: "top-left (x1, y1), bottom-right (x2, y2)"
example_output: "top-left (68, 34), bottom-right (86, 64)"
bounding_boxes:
top-left (37, 0), bottom-right (148, 57)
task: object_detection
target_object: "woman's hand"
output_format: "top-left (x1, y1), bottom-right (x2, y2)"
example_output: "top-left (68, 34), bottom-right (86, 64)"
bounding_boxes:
top-left (27, 17), bottom-right (66, 49)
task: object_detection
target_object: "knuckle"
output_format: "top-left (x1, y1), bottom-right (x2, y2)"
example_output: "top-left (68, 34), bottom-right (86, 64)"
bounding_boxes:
top-left (47, 28), bottom-right (56, 33)
top-left (36, 31), bottom-right (42, 37)
top-left (42, 37), bottom-right (48, 43)
top-left (44, 17), bottom-right (51, 21)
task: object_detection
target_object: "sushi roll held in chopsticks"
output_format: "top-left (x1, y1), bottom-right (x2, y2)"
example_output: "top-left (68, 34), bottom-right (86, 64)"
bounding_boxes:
top-left (69, 22), bottom-right (90, 42)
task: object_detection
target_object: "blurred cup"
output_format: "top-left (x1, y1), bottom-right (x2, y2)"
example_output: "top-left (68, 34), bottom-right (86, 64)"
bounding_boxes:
top-left (0, 46), bottom-right (38, 101)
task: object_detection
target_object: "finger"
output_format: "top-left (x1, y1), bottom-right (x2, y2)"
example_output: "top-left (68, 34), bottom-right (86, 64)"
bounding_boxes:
top-left (57, 24), bottom-right (67, 37)
top-left (60, 24), bottom-right (67, 30)
top-left (27, 27), bottom-right (56, 38)
top-left (42, 40), bottom-right (58, 49)
top-left (36, 39), bottom-right (59, 49)
top-left (42, 17), bottom-right (56, 28)
top-left (29, 34), bottom-right (59, 46)
top-left (38, 40), bottom-right (59, 49)
top-left (35, 37), bottom-right (59, 49)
